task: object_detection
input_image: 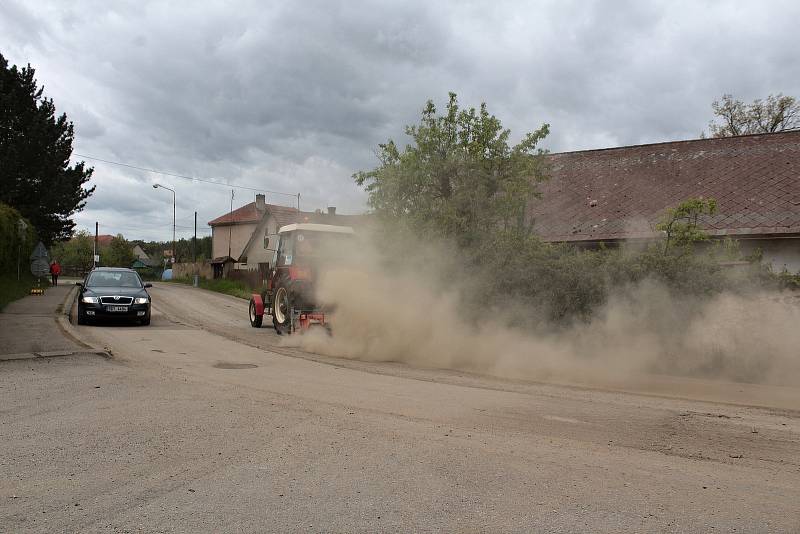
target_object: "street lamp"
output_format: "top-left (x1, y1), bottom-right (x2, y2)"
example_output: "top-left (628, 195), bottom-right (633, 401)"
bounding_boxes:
top-left (152, 183), bottom-right (176, 266)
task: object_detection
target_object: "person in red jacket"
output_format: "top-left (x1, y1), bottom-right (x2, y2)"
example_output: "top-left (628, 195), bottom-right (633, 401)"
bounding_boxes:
top-left (49, 260), bottom-right (62, 286)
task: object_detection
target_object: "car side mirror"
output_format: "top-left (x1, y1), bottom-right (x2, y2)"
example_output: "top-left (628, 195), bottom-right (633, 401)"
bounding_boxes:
top-left (144, 283), bottom-right (153, 288)
top-left (75, 281), bottom-right (83, 288)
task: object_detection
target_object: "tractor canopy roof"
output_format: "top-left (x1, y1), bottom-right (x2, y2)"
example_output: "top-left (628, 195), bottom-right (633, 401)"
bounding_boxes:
top-left (277, 223), bottom-right (355, 235)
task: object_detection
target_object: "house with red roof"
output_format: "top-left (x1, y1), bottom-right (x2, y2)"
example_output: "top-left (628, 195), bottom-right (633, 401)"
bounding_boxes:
top-left (531, 130), bottom-right (800, 272)
top-left (94, 234), bottom-right (115, 247)
top-left (208, 193), bottom-right (366, 272)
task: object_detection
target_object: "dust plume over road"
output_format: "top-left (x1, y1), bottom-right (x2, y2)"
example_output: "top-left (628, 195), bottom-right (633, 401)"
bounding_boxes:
top-left (286, 235), bottom-right (800, 389)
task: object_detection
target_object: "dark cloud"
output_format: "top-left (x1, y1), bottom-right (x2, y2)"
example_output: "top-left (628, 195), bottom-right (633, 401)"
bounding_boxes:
top-left (1, 0), bottom-right (798, 241)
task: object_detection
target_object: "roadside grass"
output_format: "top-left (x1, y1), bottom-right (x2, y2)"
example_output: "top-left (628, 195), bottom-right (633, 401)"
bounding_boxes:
top-left (0, 273), bottom-right (36, 311)
top-left (168, 276), bottom-right (253, 300)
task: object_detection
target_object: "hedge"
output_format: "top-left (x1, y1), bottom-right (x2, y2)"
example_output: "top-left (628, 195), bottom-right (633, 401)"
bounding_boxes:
top-left (0, 202), bottom-right (37, 276)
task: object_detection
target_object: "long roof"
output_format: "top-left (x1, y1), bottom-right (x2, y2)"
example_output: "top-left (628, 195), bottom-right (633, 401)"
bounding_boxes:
top-left (529, 130), bottom-right (800, 242)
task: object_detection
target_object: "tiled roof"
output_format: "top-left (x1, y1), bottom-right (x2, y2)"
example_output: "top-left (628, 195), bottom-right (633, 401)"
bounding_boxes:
top-left (207, 202), bottom-right (263, 226)
top-left (94, 235), bottom-right (114, 246)
top-left (269, 204), bottom-right (302, 228)
top-left (530, 130), bottom-right (800, 242)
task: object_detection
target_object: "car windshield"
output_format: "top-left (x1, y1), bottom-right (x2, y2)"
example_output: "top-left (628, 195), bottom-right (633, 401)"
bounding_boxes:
top-left (87, 271), bottom-right (142, 288)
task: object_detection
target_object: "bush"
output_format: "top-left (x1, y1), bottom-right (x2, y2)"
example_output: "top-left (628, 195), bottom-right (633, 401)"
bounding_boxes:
top-left (0, 202), bottom-right (37, 275)
top-left (458, 226), bottom-right (786, 328)
top-left (0, 273), bottom-right (35, 311)
top-left (775, 269), bottom-right (800, 291)
top-left (169, 276), bottom-right (252, 300)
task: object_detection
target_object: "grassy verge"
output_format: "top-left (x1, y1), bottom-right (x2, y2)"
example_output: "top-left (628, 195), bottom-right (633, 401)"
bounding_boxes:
top-left (0, 274), bottom-right (35, 312)
top-left (168, 276), bottom-right (254, 300)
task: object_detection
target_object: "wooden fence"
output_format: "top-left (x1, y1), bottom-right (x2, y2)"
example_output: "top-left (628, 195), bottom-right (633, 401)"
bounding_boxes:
top-left (227, 269), bottom-right (264, 289)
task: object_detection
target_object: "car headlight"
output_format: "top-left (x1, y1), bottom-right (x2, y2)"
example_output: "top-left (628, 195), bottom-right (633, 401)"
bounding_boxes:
top-left (134, 297), bottom-right (149, 304)
top-left (82, 296), bottom-right (99, 304)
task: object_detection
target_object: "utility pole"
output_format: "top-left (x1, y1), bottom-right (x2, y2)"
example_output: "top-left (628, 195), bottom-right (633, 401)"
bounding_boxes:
top-left (94, 222), bottom-right (98, 268)
top-left (193, 211), bottom-right (197, 263)
top-left (228, 189), bottom-right (234, 259)
top-left (173, 191), bottom-right (176, 265)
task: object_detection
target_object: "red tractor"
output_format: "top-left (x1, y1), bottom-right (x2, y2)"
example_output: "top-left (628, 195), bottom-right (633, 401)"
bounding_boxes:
top-left (248, 223), bottom-right (355, 334)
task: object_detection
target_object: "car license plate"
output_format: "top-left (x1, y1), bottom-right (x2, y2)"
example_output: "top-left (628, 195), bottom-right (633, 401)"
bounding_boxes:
top-left (107, 305), bottom-right (128, 312)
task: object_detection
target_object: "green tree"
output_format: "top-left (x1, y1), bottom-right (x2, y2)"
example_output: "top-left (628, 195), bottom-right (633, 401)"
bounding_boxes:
top-left (708, 93), bottom-right (800, 137)
top-left (0, 52), bottom-right (94, 244)
top-left (656, 197), bottom-right (718, 255)
top-left (103, 234), bottom-right (136, 267)
top-left (131, 236), bottom-right (211, 265)
top-left (354, 92), bottom-right (550, 247)
top-left (51, 232), bottom-right (138, 269)
top-left (50, 230), bottom-right (93, 271)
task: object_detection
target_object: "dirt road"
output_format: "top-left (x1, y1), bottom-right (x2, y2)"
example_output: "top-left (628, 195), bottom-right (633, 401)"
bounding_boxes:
top-left (2, 282), bottom-right (799, 532)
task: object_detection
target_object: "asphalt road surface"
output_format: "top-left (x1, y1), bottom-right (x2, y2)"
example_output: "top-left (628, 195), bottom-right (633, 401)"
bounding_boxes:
top-left (2, 282), bottom-right (799, 533)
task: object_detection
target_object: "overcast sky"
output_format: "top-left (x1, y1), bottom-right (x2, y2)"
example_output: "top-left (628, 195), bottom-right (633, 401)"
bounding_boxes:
top-left (2, 0), bottom-right (799, 242)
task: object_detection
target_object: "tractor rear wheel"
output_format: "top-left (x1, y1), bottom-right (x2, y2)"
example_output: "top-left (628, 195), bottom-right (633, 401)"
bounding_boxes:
top-left (272, 285), bottom-right (292, 335)
top-left (249, 298), bottom-right (262, 328)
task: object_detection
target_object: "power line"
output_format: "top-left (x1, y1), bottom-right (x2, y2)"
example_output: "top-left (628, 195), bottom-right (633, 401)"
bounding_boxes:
top-left (74, 153), bottom-right (300, 198)
top-left (88, 219), bottom-right (206, 233)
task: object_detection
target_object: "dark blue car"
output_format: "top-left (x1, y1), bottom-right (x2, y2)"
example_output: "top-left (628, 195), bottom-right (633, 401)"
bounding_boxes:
top-left (76, 267), bottom-right (152, 326)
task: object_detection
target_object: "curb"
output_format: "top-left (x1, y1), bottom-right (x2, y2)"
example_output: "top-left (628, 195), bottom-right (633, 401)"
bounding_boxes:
top-left (55, 285), bottom-right (111, 357)
top-left (58, 283), bottom-right (77, 315)
top-left (0, 348), bottom-right (109, 362)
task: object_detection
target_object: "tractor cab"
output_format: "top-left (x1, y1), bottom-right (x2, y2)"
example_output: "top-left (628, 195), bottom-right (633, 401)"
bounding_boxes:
top-left (249, 223), bottom-right (355, 334)
top-left (272, 223), bottom-right (355, 271)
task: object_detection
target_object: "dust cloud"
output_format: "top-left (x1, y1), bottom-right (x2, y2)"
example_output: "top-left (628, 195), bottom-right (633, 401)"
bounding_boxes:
top-left (283, 232), bottom-right (800, 388)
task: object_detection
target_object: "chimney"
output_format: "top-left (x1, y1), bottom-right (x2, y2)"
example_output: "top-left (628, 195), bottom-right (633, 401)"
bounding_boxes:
top-left (327, 206), bottom-right (336, 216)
top-left (255, 194), bottom-right (266, 211)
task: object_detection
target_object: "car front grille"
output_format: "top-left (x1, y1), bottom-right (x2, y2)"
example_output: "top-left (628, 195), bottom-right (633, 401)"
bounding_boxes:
top-left (100, 296), bottom-right (134, 305)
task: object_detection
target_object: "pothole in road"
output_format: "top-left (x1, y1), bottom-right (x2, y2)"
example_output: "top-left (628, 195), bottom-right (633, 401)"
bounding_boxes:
top-left (214, 362), bottom-right (258, 369)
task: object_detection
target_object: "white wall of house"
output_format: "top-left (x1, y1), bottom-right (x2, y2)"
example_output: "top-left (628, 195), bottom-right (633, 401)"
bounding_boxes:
top-left (237, 216), bottom-right (279, 270)
top-left (211, 222), bottom-right (258, 260)
top-left (581, 235), bottom-right (800, 274)
top-left (737, 238), bottom-right (800, 274)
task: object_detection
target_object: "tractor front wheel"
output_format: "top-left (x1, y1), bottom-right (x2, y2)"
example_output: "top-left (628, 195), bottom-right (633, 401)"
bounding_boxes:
top-left (272, 286), bottom-right (292, 335)
top-left (249, 298), bottom-right (263, 328)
